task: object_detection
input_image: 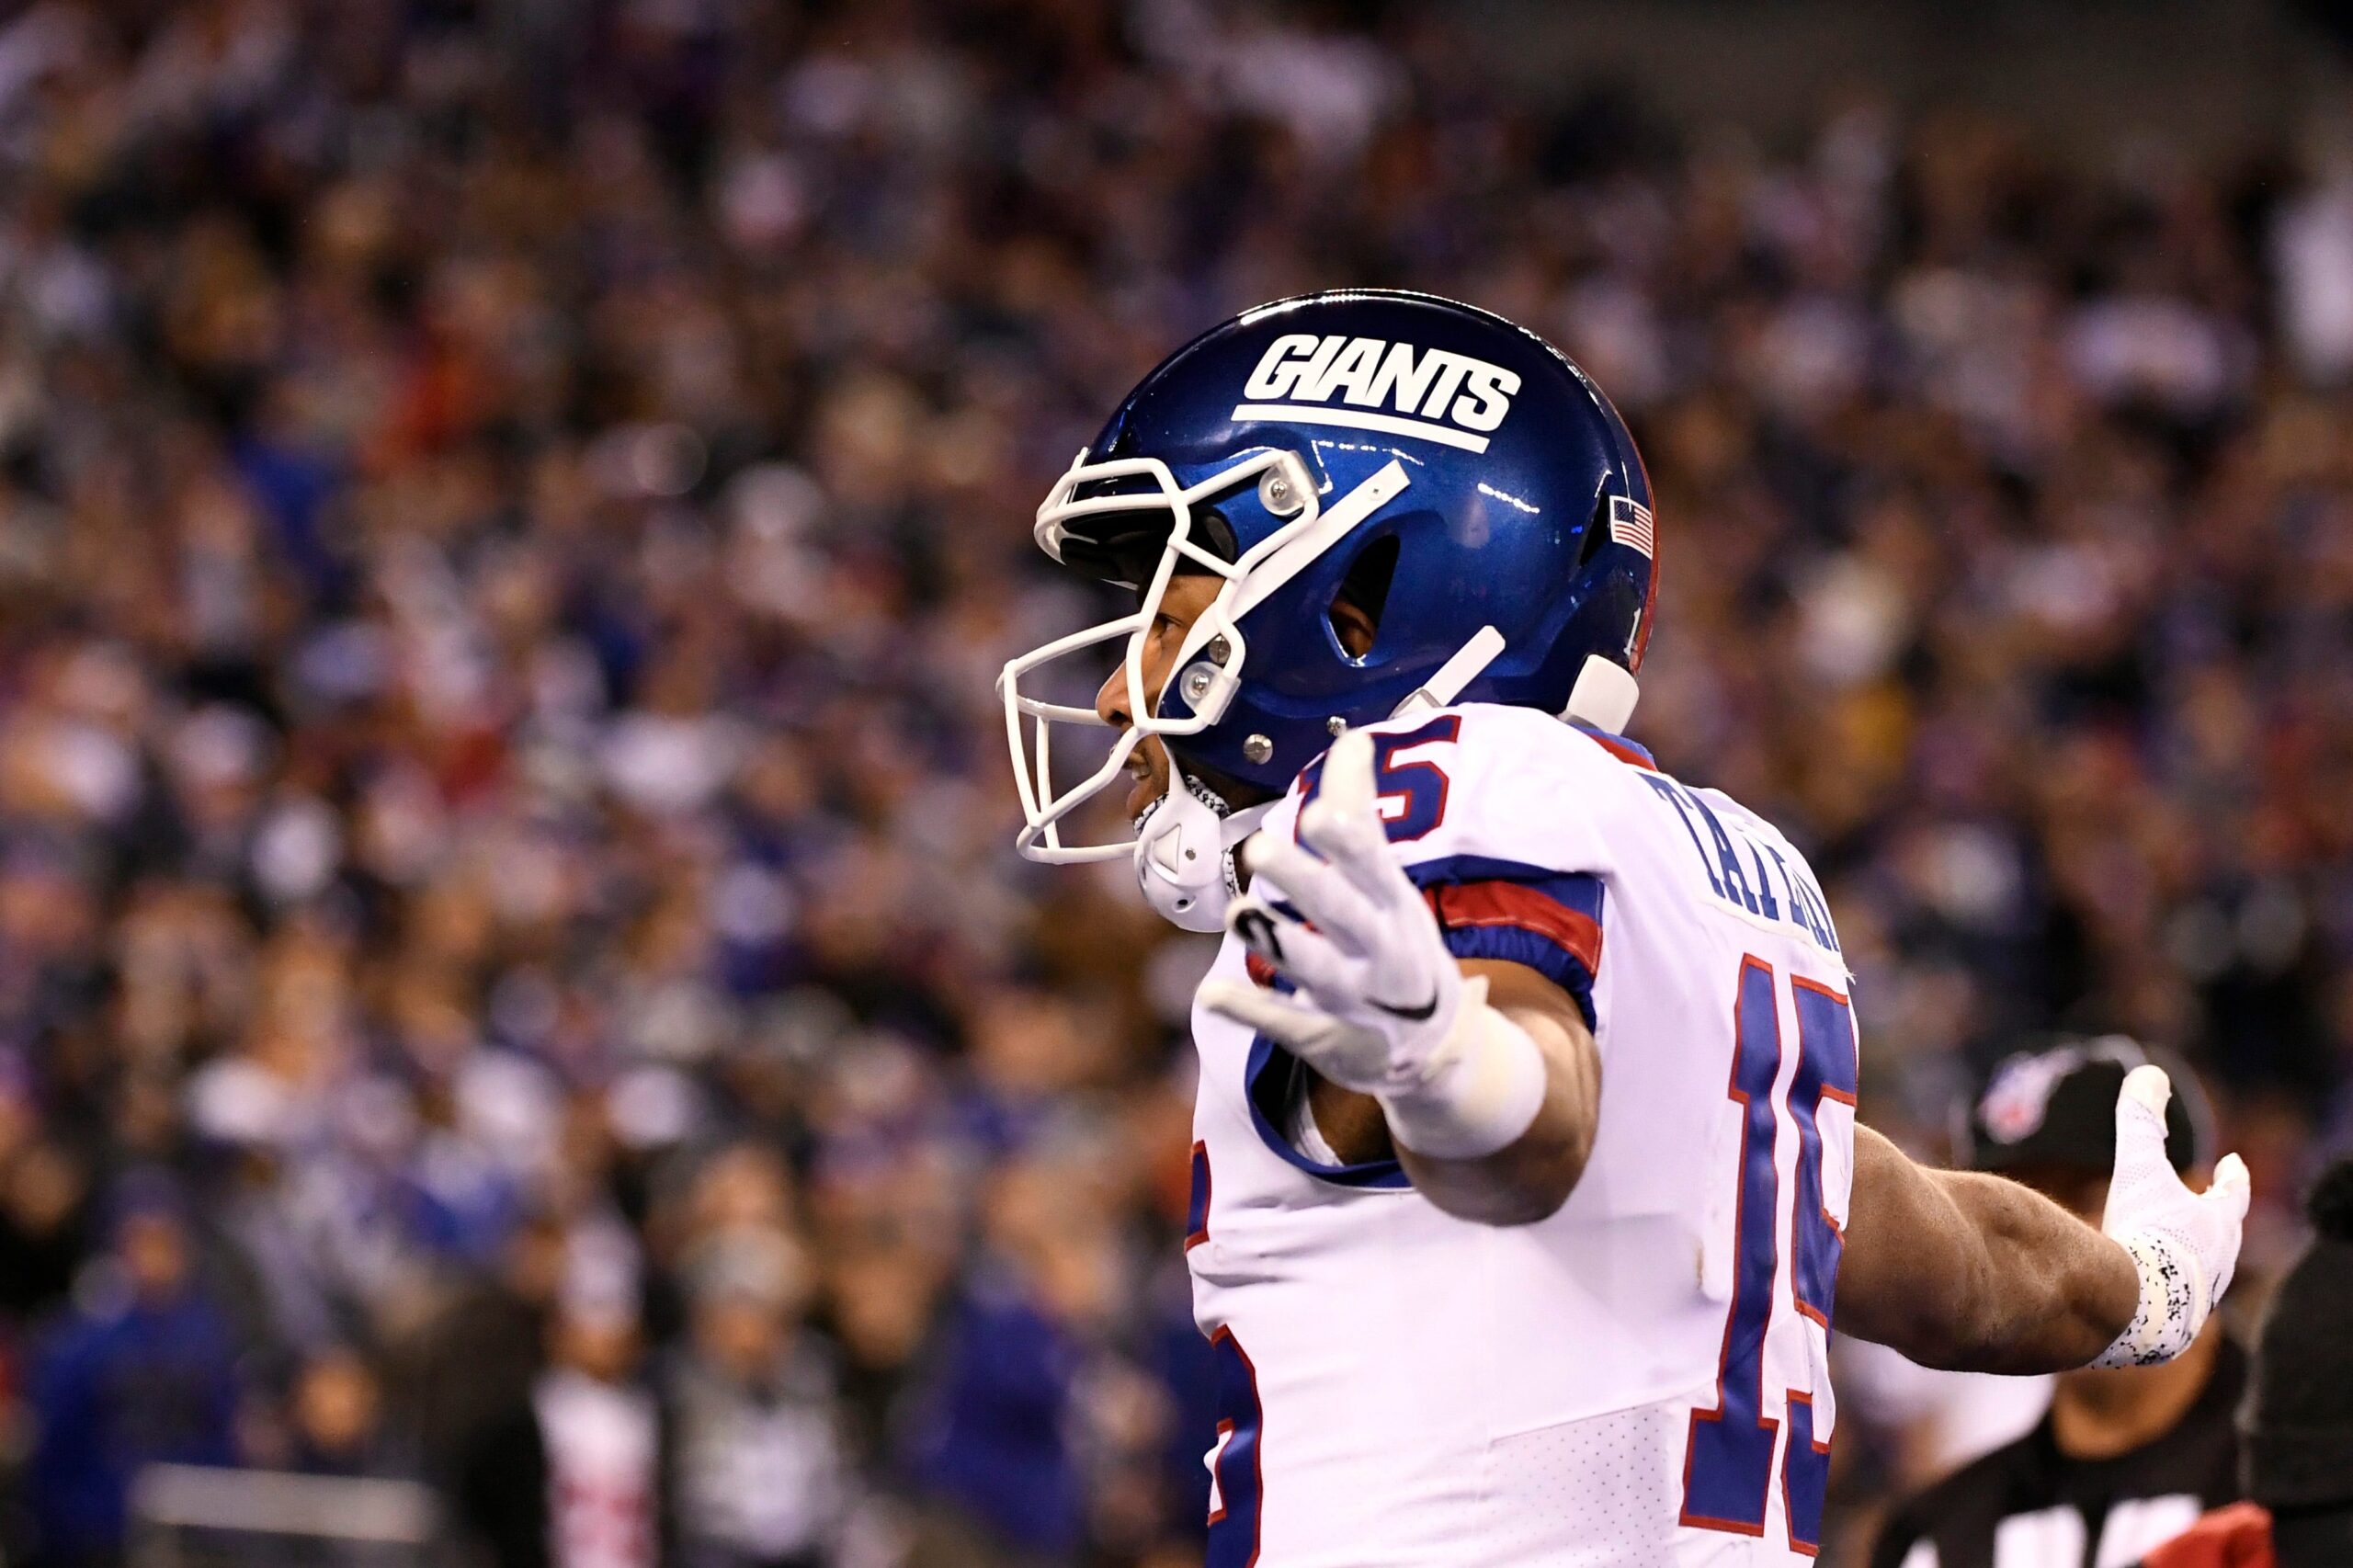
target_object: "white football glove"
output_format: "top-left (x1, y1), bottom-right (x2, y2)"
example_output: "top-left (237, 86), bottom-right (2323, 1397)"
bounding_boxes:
top-left (2091, 1064), bottom-right (2252, 1367)
top-left (1197, 728), bottom-right (1548, 1160)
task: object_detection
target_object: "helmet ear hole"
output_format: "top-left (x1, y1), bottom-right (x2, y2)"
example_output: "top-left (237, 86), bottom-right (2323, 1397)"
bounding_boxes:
top-left (1329, 536), bottom-right (1400, 657)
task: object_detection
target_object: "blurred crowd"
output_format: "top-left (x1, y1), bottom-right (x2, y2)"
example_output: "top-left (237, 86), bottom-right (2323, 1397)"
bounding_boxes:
top-left (0, 0), bottom-right (2347, 1564)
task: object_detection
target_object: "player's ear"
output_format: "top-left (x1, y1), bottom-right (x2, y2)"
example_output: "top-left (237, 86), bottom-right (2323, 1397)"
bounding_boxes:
top-left (1327, 537), bottom-right (1397, 658)
top-left (1330, 597), bottom-right (1378, 658)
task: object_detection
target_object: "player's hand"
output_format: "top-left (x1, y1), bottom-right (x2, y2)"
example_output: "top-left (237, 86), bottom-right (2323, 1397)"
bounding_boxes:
top-left (2092, 1064), bottom-right (2252, 1367)
top-left (1198, 727), bottom-right (1464, 1100)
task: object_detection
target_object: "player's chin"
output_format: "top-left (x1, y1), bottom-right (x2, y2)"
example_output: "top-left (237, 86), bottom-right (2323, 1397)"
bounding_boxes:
top-left (1125, 778), bottom-right (1162, 821)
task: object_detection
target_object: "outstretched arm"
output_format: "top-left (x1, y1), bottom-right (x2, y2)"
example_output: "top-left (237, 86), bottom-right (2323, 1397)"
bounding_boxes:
top-left (1840, 1068), bottom-right (2249, 1373)
top-left (1838, 1124), bottom-right (2137, 1370)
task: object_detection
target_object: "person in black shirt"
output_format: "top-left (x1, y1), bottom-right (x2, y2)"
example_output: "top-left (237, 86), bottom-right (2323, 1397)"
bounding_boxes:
top-left (1870, 1039), bottom-right (2243, 1568)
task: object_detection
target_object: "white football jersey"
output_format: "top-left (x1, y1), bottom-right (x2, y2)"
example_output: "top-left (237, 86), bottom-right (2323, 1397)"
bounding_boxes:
top-left (1184, 702), bottom-right (1859, 1566)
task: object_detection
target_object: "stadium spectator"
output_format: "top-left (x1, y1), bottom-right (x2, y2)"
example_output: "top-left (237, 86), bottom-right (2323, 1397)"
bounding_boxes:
top-left (24, 1172), bottom-right (239, 1567)
top-left (391, 1206), bottom-right (567, 1482)
top-left (0, 1120), bottom-right (90, 1326)
top-left (283, 1346), bottom-right (404, 1478)
top-left (897, 1151), bottom-right (1105, 1563)
top-left (457, 1282), bottom-right (662, 1568)
top-left (662, 1226), bottom-right (851, 1568)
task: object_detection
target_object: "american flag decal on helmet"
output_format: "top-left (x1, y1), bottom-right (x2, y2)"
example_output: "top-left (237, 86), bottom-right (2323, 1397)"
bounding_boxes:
top-left (1608, 496), bottom-right (1654, 558)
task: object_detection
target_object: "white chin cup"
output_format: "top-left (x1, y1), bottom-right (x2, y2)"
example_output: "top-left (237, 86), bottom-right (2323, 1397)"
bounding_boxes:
top-left (1135, 783), bottom-right (1270, 932)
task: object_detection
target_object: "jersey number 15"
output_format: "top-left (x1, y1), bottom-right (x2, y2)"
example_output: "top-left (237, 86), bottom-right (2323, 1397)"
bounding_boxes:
top-left (1681, 956), bottom-right (1857, 1555)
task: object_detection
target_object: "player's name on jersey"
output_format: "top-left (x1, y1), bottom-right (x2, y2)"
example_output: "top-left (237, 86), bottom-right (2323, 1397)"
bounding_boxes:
top-left (1639, 771), bottom-right (1842, 953)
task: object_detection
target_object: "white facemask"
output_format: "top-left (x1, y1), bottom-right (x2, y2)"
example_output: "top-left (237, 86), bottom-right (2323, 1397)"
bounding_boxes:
top-left (996, 447), bottom-right (1403, 868)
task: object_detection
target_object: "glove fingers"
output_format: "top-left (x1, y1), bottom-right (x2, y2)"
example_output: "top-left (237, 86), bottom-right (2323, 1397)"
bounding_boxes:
top-left (1244, 835), bottom-right (1382, 956)
top-left (2111, 1063), bottom-right (2175, 1169)
top-left (2119, 1062), bottom-right (2174, 1117)
top-left (1199, 979), bottom-right (1383, 1086)
top-left (2209, 1153), bottom-right (2252, 1218)
top-left (1299, 802), bottom-right (1407, 902)
top-left (1311, 728), bottom-right (1378, 824)
top-left (1199, 978), bottom-right (1331, 1048)
top-left (1298, 731), bottom-right (1412, 902)
top-left (2207, 1153), bottom-right (2251, 1300)
top-left (1226, 896), bottom-right (1363, 1000)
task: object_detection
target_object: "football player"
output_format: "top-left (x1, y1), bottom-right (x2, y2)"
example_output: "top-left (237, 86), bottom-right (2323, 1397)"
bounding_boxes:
top-left (998, 290), bottom-right (2249, 1564)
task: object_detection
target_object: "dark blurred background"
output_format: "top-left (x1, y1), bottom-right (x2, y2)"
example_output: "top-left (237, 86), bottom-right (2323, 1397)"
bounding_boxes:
top-left (0, 0), bottom-right (2347, 1564)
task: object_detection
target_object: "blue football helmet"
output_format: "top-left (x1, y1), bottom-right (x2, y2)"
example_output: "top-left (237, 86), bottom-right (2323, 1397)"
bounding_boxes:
top-left (999, 289), bottom-right (1657, 929)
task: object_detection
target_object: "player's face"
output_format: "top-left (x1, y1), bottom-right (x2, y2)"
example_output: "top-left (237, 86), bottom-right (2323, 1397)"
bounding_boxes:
top-left (1094, 572), bottom-right (1223, 819)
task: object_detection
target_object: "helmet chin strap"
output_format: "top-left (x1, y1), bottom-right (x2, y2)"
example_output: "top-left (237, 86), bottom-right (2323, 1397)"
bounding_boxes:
top-left (1134, 769), bottom-right (1274, 933)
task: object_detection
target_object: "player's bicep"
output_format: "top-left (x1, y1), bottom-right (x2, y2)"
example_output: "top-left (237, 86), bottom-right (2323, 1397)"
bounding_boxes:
top-left (1483, 958), bottom-right (1603, 1176)
top-left (1473, 958), bottom-right (1597, 1074)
